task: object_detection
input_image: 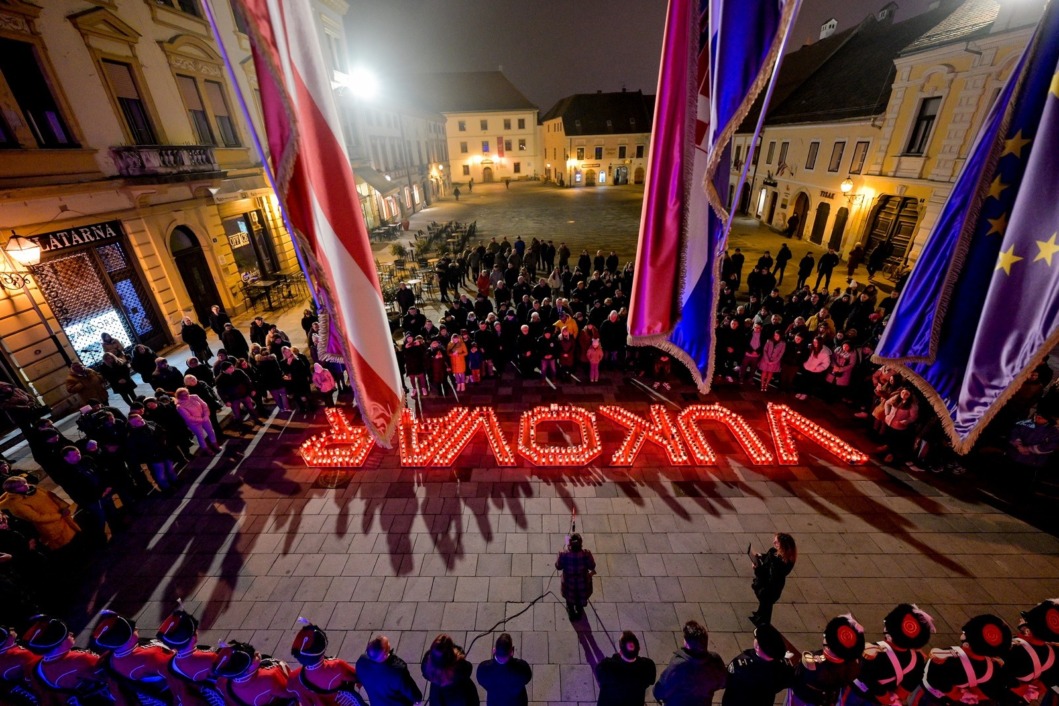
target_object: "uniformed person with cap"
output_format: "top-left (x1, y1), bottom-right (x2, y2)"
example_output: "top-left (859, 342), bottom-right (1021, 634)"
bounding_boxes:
top-left (213, 640), bottom-right (292, 705)
top-left (285, 619), bottom-right (365, 706)
top-left (839, 604), bottom-right (935, 706)
top-left (21, 614), bottom-right (118, 705)
top-left (89, 610), bottom-right (174, 706)
top-left (0, 624), bottom-right (41, 706)
top-left (788, 614), bottom-right (866, 706)
top-left (912, 614), bottom-right (1012, 706)
top-left (1006, 599), bottom-right (1059, 704)
top-left (722, 623), bottom-right (796, 706)
top-left (156, 602), bottom-right (222, 706)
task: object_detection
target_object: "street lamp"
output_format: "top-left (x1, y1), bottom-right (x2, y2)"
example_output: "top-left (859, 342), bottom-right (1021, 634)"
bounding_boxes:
top-left (1, 231), bottom-right (72, 365)
top-left (840, 176), bottom-right (854, 194)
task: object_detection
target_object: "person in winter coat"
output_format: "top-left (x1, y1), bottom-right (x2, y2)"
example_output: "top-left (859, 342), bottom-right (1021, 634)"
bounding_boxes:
top-left (281, 346), bottom-right (314, 413)
top-left (215, 361), bottom-right (260, 422)
top-left (428, 343), bottom-right (449, 395)
top-left (180, 316), bottom-right (211, 361)
top-left (65, 363), bottom-right (108, 405)
top-left (596, 631), bottom-right (657, 706)
top-left (421, 634), bottom-right (479, 706)
top-left (125, 413), bottom-right (177, 492)
top-left (312, 363), bottom-right (337, 407)
top-left (221, 323), bottom-right (250, 360)
top-left (476, 633), bottom-right (533, 706)
top-left (150, 358), bottom-right (184, 395)
top-left (99, 353), bottom-right (138, 405)
top-left (174, 387), bottom-right (221, 455)
top-left (207, 305), bottom-right (231, 338)
top-left (257, 353), bottom-right (289, 411)
top-left (758, 331), bottom-right (785, 392)
top-left (556, 533), bottom-right (595, 621)
top-left (878, 387), bottom-right (919, 464)
top-left (467, 343), bottom-right (484, 384)
top-left (184, 374), bottom-right (222, 432)
top-left (796, 253), bottom-right (815, 291)
top-left (826, 341), bottom-right (857, 401)
top-left (557, 330), bottom-right (577, 379)
top-left (845, 244), bottom-right (865, 280)
top-left (130, 344), bottom-right (158, 384)
top-left (0, 476), bottom-right (80, 551)
top-left (716, 319), bottom-right (747, 381)
top-left (586, 338), bottom-right (605, 383)
top-left (741, 323), bottom-right (766, 384)
top-left (100, 332), bottom-right (126, 359)
top-left (749, 532), bottom-right (797, 627)
top-left (653, 621), bottom-right (726, 706)
top-left (447, 335), bottom-right (468, 392)
top-left (796, 337), bottom-right (832, 400)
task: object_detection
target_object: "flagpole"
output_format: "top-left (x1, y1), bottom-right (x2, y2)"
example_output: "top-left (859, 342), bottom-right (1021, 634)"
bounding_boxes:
top-left (723, 0), bottom-right (804, 241)
top-left (200, 0), bottom-right (319, 308)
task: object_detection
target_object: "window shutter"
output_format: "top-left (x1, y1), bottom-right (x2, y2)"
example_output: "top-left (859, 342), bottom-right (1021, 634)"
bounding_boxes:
top-left (103, 61), bottom-right (140, 100)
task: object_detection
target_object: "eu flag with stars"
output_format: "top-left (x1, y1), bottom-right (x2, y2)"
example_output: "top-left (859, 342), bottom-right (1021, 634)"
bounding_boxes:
top-left (875, 0), bottom-right (1059, 453)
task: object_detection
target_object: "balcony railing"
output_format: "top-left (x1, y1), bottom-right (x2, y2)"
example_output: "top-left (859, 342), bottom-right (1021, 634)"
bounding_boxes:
top-left (110, 145), bottom-right (219, 178)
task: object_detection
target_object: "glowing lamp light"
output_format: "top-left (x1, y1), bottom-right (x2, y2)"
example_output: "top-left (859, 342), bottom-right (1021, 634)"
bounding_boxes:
top-left (339, 65), bottom-right (380, 101)
top-left (677, 404), bottom-right (775, 466)
top-left (599, 405), bottom-right (689, 466)
top-left (840, 176), bottom-right (854, 194)
top-left (766, 403), bottom-right (869, 465)
top-left (5, 235), bottom-right (41, 267)
top-left (517, 404), bottom-right (602, 467)
top-left (299, 408), bottom-right (375, 467)
top-left (432, 407), bottom-right (516, 466)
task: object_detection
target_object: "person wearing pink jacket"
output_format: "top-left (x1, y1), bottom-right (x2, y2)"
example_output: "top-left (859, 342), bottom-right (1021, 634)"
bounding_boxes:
top-left (174, 387), bottom-right (221, 455)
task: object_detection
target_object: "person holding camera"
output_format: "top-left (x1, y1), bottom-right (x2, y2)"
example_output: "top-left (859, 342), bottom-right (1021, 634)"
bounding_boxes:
top-left (555, 533), bottom-right (595, 621)
top-left (749, 532), bottom-right (797, 627)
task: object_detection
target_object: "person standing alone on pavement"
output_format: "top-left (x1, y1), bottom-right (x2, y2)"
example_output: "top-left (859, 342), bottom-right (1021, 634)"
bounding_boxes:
top-left (476, 633), bottom-right (532, 706)
top-left (556, 533), bottom-right (595, 621)
top-left (749, 532), bottom-right (797, 627)
top-left (596, 631), bottom-right (656, 706)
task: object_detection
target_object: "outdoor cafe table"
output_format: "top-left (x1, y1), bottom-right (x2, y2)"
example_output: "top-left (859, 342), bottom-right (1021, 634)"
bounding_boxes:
top-left (246, 279), bottom-right (279, 310)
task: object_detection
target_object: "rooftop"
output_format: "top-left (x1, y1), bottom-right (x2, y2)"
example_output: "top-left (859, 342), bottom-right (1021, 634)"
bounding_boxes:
top-left (540, 90), bottom-right (654, 136)
top-left (395, 71), bottom-right (538, 114)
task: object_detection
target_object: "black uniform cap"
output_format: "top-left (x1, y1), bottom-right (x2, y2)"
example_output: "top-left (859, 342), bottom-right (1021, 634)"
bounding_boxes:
top-left (824, 614), bottom-right (865, 661)
top-left (291, 620), bottom-right (327, 663)
top-left (1020, 599), bottom-right (1059, 642)
top-left (157, 605), bottom-right (199, 648)
top-left (215, 641), bottom-right (257, 678)
top-left (22, 615), bottom-right (69, 654)
top-left (90, 611), bottom-right (136, 651)
top-left (884, 604), bottom-right (934, 649)
top-left (962, 614), bottom-right (1012, 657)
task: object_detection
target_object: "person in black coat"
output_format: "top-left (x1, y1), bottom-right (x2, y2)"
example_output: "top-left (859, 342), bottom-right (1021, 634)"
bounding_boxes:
top-left (248, 316), bottom-right (272, 348)
top-left (150, 358), bottom-right (185, 395)
top-left (99, 353), bottom-right (138, 405)
top-left (221, 323), bottom-right (250, 360)
top-left (796, 253), bottom-right (815, 291)
top-left (421, 634), bottom-right (479, 706)
top-left (130, 344), bottom-right (158, 385)
top-left (476, 633), bottom-right (532, 706)
top-left (773, 244), bottom-right (793, 285)
top-left (206, 305), bottom-right (230, 338)
top-left (180, 317), bottom-right (211, 362)
top-left (721, 624), bottom-right (794, 706)
top-left (355, 635), bottom-right (423, 706)
top-left (596, 631), bottom-right (656, 706)
top-left (749, 532), bottom-right (797, 627)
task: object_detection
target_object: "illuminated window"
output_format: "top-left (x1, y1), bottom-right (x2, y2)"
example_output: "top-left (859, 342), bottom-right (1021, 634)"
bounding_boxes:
top-left (518, 138), bottom-right (526, 151)
top-left (594, 146), bottom-right (602, 159)
top-left (481, 141), bottom-right (490, 152)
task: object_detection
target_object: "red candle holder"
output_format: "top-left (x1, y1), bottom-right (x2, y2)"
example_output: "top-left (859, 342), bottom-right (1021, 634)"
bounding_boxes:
top-left (299, 407), bottom-right (376, 467)
top-left (766, 403), bottom-right (869, 465)
top-left (517, 404), bottom-right (602, 467)
top-left (599, 405), bottom-right (690, 466)
top-left (676, 404), bottom-right (775, 465)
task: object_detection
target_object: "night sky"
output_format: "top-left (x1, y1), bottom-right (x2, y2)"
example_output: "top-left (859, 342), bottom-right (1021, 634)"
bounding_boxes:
top-left (344, 0), bottom-right (939, 112)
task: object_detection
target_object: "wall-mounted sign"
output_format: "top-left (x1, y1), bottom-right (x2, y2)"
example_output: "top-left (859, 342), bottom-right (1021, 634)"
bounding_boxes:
top-left (227, 233), bottom-right (250, 249)
top-left (820, 190), bottom-right (835, 200)
top-left (300, 403), bottom-right (868, 469)
top-left (28, 220), bottom-right (123, 255)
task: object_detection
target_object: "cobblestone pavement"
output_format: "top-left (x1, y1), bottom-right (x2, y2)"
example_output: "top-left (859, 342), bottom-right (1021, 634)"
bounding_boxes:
top-left (48, 183), bottom-right (1059, 704)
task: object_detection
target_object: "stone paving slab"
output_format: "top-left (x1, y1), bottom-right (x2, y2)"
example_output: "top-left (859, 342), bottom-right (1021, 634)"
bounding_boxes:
top-left (63, 372), bottom-right (1059, 706)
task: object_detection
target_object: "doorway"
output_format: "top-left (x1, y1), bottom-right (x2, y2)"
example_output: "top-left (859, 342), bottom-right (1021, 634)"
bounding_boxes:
top-left (585, 169), bottom-right (597, 186)
top-left (614, 166), bottom-right (629, 185)
top-left (810, 202), bottom-right (831, 244)
top-left (171, 226), bottom-right (222, 325)
top-left (767, 192), bottom-right (778, 225)
top-left (482, 166), bottom-right (494, 182)
top-left (791, 192), bottom-right (810, 239)
top-left (634, 167), bottom-right (645, 184)
top-left (829, 207), bottom-right (849, 251)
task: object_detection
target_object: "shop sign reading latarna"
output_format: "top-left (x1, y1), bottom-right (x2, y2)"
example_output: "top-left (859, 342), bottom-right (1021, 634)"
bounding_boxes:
top-left (27, 220), bottom-right (124, 255)
top-left (300, 403), bottom-right (869, 469)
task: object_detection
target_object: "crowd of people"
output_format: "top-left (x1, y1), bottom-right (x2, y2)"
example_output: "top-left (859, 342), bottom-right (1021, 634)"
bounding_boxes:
top-left (0, 575), bottom-right (1056, 705)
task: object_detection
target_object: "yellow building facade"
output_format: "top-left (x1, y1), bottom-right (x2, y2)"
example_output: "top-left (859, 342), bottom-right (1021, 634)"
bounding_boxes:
top-left (0, 0), bottom-right (346, 418)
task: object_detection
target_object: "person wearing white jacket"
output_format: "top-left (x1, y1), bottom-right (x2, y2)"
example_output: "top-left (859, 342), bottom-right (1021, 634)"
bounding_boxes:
top-left (174, 387), bottom-right (221, 454)
top-left (795, 338), bottom-right (832, 401)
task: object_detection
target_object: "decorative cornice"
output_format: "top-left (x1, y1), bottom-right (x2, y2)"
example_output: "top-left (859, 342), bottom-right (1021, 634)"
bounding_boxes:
top-left (0, 10), bottom-right (31, 35)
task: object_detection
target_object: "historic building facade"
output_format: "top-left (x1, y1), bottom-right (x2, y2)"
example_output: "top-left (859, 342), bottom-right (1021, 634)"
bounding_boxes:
top-left (540, 90), bottom-right (652, 188)
top-left (0, 0), bottom-right (345, 418)
top-left (732, 0), bottom-right (1042, 277)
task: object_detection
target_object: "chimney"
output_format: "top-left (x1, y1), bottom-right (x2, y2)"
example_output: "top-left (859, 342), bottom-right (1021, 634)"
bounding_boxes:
top-left (819, 17), bottom-right (838, 39)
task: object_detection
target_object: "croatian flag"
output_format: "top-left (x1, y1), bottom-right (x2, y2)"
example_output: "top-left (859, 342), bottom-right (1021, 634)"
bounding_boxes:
top-left (629, 0), bottom-right (797, 391)
top-left (875, 1), bottom-right (1059, 452)
top-left (233, 0), bottom-right (403, 445)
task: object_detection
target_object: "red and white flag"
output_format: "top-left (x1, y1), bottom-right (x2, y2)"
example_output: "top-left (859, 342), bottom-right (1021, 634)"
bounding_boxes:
top-left (235, 0), bottom-right (402, 445)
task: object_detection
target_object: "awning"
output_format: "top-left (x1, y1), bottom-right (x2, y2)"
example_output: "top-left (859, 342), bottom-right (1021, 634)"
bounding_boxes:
top-left (354, 166), bottom-right (401, 196)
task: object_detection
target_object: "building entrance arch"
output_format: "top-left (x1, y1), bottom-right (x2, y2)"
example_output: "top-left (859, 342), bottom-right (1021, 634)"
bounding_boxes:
top-left (633, 167), bottom-right (645, 184)
top-left (482, 166), bottom-right (494, 182)
top-left (585, 169), bottom-right (597, 186)
top-left (829, 207), bottom-right (849, 251)
top-left (790, 192), bottom-right (810, 239)
top-left (171, 226), bottom-right (221, 324)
